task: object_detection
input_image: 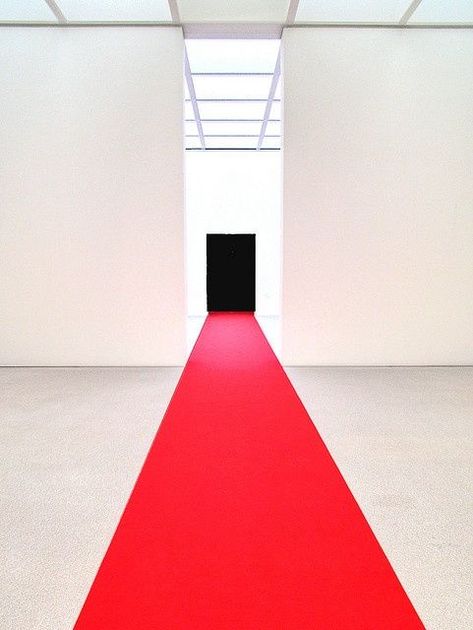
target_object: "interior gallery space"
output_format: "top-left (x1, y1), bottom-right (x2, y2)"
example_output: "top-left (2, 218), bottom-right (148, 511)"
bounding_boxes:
top-left (1, 2), bottom-right (472, 629)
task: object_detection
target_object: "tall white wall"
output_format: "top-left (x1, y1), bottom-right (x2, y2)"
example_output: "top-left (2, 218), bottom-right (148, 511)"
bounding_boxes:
top-left (0, 27), bottom-right (185, 366)
top-left (283, 28), bottom-right (473, 365)
top-left (186, 151), bottom-right (281, 317)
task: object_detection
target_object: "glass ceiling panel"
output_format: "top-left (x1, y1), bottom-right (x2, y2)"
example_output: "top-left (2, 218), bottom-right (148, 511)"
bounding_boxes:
top-left (185, 39), bottom-right (281, 151)
top-left (57, 0), bottom-right (172, 21)
top-left (0, 0), bottom-right (57, 20)
top-left (193, 75), bottom-right (273, 100)
top-left (177, 0), bottom-right (290, 22)
top-left (266, 120), bottom-right (281, 136)
top-left (196, 100), bottom-right (268, 120)
top-left (261, 137), bottom-right (281, 150)
top-left (410, 0), bottom-right (473, 23)
top-left (186, 40), bottom-right (280, 74)
top-left (274, 77), bottom-right (281, 99)
top-left (186, 136), bottom-right (203, 149)
top-left (185, 102), bottom-right (195, 119)
top-left (185, 121), bottom-right (199, 136)
top-left (202, 121), bottom-right (263, 136)
top-left (270, 101), bottom-right (281, 120)
top-left (205, 137), bottom-right (258, 150)
top-left (296, 0), bottom-right (410, 23)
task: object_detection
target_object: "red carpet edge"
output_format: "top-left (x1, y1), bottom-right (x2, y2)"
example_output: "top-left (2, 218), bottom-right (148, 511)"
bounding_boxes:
top-left (75, 312), bottom-right (424, 629)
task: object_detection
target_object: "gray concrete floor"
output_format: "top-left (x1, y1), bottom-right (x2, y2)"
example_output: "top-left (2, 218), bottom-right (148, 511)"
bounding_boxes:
top-left (1, 367), bottom-right (472, 629)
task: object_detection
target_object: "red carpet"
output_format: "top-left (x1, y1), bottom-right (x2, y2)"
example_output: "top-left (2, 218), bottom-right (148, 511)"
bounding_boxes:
top-left (75, 312), bottom-right (424, 629)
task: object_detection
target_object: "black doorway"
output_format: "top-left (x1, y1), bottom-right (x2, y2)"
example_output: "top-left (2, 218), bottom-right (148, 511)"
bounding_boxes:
top-left (207, 234), bottom-right (255, 312)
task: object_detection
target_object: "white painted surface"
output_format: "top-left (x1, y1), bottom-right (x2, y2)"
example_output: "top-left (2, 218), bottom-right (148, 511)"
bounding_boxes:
top-left (282, 28), bottom-right (473, 365)
top-left (185, 150), bottom-right (282, 317)
top-left (0, 27), bottom-right (185, 366)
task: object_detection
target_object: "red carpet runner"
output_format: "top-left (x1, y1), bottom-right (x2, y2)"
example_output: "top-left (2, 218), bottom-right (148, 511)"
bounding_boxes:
top-left (75, 312), bottom-right (424, 629)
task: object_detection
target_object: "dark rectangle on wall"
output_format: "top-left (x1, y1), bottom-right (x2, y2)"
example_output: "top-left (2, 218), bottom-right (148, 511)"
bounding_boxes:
top-left (207, 234), bottom-right (255, 312)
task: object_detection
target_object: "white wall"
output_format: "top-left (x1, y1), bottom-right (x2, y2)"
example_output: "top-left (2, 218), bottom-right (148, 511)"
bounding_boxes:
top-left (0, 27), bottom-right (185, 366)
top-left (186, 151), bottom-right (281, 316)
top-left (283, 28), bottom-right (473, 365)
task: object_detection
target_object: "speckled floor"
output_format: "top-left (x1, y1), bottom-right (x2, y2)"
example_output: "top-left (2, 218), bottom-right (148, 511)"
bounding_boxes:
top-left (1, 366), bottom-right (472, 629)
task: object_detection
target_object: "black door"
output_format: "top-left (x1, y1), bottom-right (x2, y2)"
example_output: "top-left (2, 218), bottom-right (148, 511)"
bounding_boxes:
top-left (206, 234), bottom-right (255, 312)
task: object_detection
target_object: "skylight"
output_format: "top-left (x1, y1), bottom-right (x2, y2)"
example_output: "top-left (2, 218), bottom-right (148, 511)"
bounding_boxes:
top-left (2, 0), bottom-right (473, 25)
top-left (184, 40), bottom-right (281, 151)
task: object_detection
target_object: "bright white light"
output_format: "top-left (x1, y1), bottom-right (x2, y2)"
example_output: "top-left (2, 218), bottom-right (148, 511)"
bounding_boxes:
top-left (410, 0), bottom-right (473, 23)
top-left (0, 0), bottom-right (56, 20)
top-left (186, 40), bottom-right (280, 74)
top-left (204, 137), bottom-right (257, 149)
top-left (185, 121), bottom-right (199, 136)
top-left (261, 137), bottom-right (281, 149)
top-left (196, 100), bottom-right (268, 120)
top-left (265, 121), bottom-right (281, 136)
top-left (270, 101), bottom-right (281, 120)
top-left (185, 151), bottom-right (282, 314)
top-left (296, 0), bottom-right (410, 23)
top-left (57, 0), bottom-right (172, 21)
top-left (186, 136), bottom-right (203, 149)
top-left (185, 102), bottom-right (195, 118)
top-left (274, 77), bottom-right (281, 99)
top-left (202, 121), bottom-right (262, 135)
top-left (185, 39), bottom-right (281, 151)
top-left (193, 75), bottom-right (273, 100)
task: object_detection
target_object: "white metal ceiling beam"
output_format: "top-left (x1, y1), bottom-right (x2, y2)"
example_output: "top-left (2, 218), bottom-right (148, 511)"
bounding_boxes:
top-left (187, 135), bottom-right (279, 138)
top-left (183, 22), bottom-right (282, 39)
top-left (186, 99), bottom-right (280, 103)
top-left (286, 0), bottom-right (301, 25)
top-left (256, 52), bottom-right (281, 150)
top-left (400, 0), bottom-right (424, 25)
top-left (1, 22), bottom-right (182, 27)
top-left (3, 22), bottom-right (472, 29)
top-left (2, 0), bottom-right (471, 30)
top-left (167, 0), bottom-right (181, 24)
top-left (192, 72), bottom-right (273, 76)
top-left (186, 118), bottom-right (279, 122)
top-left (184, 51), bottom-right (206, 150)
top-left (43, 0), bottom-right (66, 23)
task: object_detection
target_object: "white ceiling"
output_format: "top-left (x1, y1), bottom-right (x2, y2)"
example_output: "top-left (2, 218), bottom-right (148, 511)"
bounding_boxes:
top-left (178, 0), bottom-right (290, 23)
top-left (410, 0), bottom-right (473, 24)
top-left (297, 1), bottom-right (410, 24)
top-left (1, 0), bottom-right (57, 21)
top-left (1, 0), bottom-right (472, 25)
top-left (56, 0), bottom-right (172, 22)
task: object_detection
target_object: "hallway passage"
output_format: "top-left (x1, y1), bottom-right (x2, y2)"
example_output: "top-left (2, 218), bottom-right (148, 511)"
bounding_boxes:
top-left (75, 313), bottom-right (423, 628)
